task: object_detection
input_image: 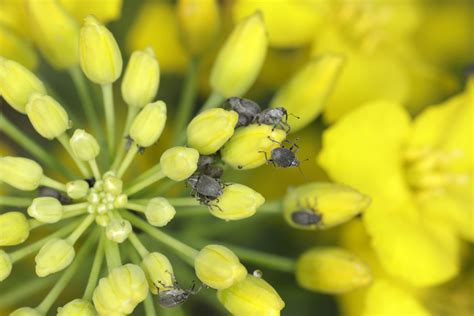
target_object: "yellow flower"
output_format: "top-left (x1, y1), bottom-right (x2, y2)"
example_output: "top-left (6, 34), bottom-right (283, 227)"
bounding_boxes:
top-left (0, 25), bottom-right (38, 70)
top-left (141, 252), bottom-right (174, 294)
top-left (59, 0), bottom-right (122, 24)
top-left (25, 94), bottom-right (69, 140)
top-left (0, 212), bottom-right (29, 246)
top-left (129, 100), bottom-right (167, 147)
top-left (160, 146), bottom-right (199, 181)
top-left (0, 250), bottom-right (12, 281)
top-left (35, 238), bottom-right (75, 277)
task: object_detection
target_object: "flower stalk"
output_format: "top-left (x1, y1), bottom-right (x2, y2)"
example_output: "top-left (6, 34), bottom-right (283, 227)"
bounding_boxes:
top-left (101, 83), bottom-right (116, 158)
top-left (83, 234), bottom-right (105, 300)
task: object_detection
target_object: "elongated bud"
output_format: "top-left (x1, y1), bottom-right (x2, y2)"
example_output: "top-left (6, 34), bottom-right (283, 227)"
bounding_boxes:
top-left (145, 197), bottom-right (176, 227)
top-left (79, 15), bottom-right (122, 84)
top-left (210, 184), bottom-right (264, 220)
top-left (296, 247), bottom-right (372, 294)
top-left (121, 47), bottom-right (160, 108)
top-left (129, 101), bottom-right (167, 147)
top-left (70, 129), bottom-right (100, 161)
top-left (10, 307), bottom-right (43, 316)
top-left (0, 250), bottom-right (12, 281)
top-left (283, 182), bottom-right (371, 230)
top-left (66, 180), bottom-right (89, 199)
top-left (218, 275), bottom-right (285, 315)
top-left (195, 245), bottom-right (247, 289)
top-left (0, 156), bottom-right (43, 191)
top-left (160, 147), bottom-right (199, 181)
top-left (187, 108), bottom-right (239, 155)
top-left (0, 57), bottom-right (46, 113)
top-left (141, 252), bottom-right (174, 294)
top-left (0, 26), bottom-right (38, 70)
top-left (106, 218), bottom-right (132, 243)
top-left (270, 55), bottom-right (344, 133)
top-left (25, 93), bottom-right (69, 139)
top-left (28, 197), bottom-right (63, 223)
top-left (0, 212), bottom-right (30, 246)
top-left (177, 0), bottom-right (220, 56)
top-left (57, 299), bottom-right (95, 316)
top-left (93, 264), bottom-right (148, 315)
top-left (221, 124), bottom-right (286, 170)
top-left (210, 12), bottom-right (267, 97)
top-left (35, 238), bottom-right (75, 277)
top-left (27, 0), bottom-right (79, 69)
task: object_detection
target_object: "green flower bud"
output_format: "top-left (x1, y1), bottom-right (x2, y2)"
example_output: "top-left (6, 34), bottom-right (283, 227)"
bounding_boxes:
top-left (35, 238), bottom-right (75, 277)
top-left (27, 197), bottom-right (63, 223)
top-left (10, 307), bottom-right (43, 316)
top-left (160, 146), bottom-right (199, 181)
top-left (144, 197), bottom-right (176, 227)
top-left (195, 245), bottom-right (247, 290)
top-left (0, 156), bottom-right (43, 191)
top-left (103, 175), bottom-right (123, 196)
top-left (0, 212), bottom-right (30, 246)
top-left (66, 180), bottom-right (89, 199)
top-left (129, 100), bottom-right (167, 147)
top-left (114, 194), bottom-right (128, 208)
top-left (106, 219), bottom-right (132, 243)
top-left (141, 252), bottom-right (174, 294)
top-left (57, 299), bottom-right (95, 316)
top-left (0, 250), bottom-right (12, 281)
top-left (25, 93), bottom-right (69, 139)
top-left (70, 129), bottom-right (100, 161)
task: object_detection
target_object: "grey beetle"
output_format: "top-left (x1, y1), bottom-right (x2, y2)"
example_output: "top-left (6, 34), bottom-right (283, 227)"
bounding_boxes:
top-left (187, 174), bottom-right (224, 206)
top-left (291, 208), bottom-right (322, 226)
top-left (227, 97), bottom-right (261, 128)
top-left (197, 155), bottom-right (224, 179)
top-left (157, 274), bottom-right (203, 308)
top-left (254, 107), bottom-right (293, 133)
top-left (38, 186), bottom-right (72, 205)
top-left (262, 137), bottom-right (301, 168)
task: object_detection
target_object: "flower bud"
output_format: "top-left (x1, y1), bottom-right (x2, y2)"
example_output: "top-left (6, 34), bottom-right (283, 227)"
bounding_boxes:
top-left (70, 129), bottom-right (100, 161)
top-left (221, 124), bottom-right (286, 170)
top-left (0, 156), bottom-right (43, 191)
top-left (10, 307), bottom-right (43, 316)
top-left (27, 197), bottom-right (63, 223)
top-left (0, 250), bottom-right (12, 281)
top-left (106, 218), bottom-right (132, 243)
top-left (160, 146), bottom-right (199, 181)
top-left (218, 275), bottom-right (285, 315)
top-left (93, 264), bottom-right (148, 315)
top-left (283, 182), bottom-right (371, 230)
top-left (195, 245), bottom-right (247, 289)
top-left (57, 299), bottom-right (95, 316)
top-left (60, 0), bottom-right (122, 24)
top-left (145, 197), bottom-right (176, 227)
top-left (296, 247), bottom-right (372, 294)
top-left (35, 238), bottom-right (75, 277)
top-left (79, 15), bottom-right (122, 84)
top-left (177, 0), bottom-right (220, 56)
top-left (66, 180), bottom-right (89, 199)
top-left (129, 101), bottom-right (167, 147)
top-left (187, 108), bottom-right (239, 155)
top-left (103, 175), bottom-right (123, 196)
top-left (210, 12), bottom-right (267, 97)
top-left (121, 47), bottom-right (160, 108)
top-left (0, 26), bottom-right (38, 70)
top-left (114, 194), bottom-right (128, 208)
top-left (141, 252), bottom-right (174, 294)
top-left (270, 55), bottom-right (344, 133)
top-left (25, 93), bottom-right (69, 139)
top-left (209, 184), bottom-right (265, 221)
top-left (27, 0), bottom-right (79, 69)
top-left (0, 57), bottom-right (46, 113)
top-left (0, 212), bottom-right (30, 246)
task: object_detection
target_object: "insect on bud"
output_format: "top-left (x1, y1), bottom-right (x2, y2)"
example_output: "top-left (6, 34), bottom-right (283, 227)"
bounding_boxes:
top-left (0, 57), bottom-right (46, 113)
top-left (106, 218), bottom-right (132, 243)
top-left (66, 180), bottom-right (89, 199)
top-left (28, 197), bottom-right (63, 223)
top-left (35, 238), bottom-right (75, 277)
top-left (129, 100), bottom-right (167, 147)
top-left (70, 129), bottom-right (100, 161)
top-left (25, 93), bottom-right (69, 140)
top-left (145, 197), bottom-right (176, 227)
top-left (0, 156), bottom-right (43, 191)
top-left (57, 299), bottom-right (95, 316)
top-left (160, 146), bottom-right (199, 181)
top-left (141, 252), bottom-right (174, 294)
top-left (0, 250), bottom-right (12, 281)
top-left (0, 212), bottom-right (30, 246)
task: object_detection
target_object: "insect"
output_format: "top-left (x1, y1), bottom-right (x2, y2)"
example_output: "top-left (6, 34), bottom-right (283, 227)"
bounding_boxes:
top-left (197, 155), bottom-right (224, 179)
top-left (254, 107), bottom-right (294, 133)
top-left (291, 208), bottom-right (322, 226)
top-left (38, 186), bottom-right (71, 205)
top-left (187, 174), bottom-right (224, 207)
top-left (125, 135), bottom-right (145, 154)
top-left (262, 137), bottom-right (301, 168)
top-left (157, 274), bottom-right (203, 308)
top-left (227, 97), bottom-right (261, 127)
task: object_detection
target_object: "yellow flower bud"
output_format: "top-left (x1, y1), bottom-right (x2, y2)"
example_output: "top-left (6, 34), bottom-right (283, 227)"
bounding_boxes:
top-left (28, 197), bottom-right (63, 223)
top-left (66, 180), bottom-right (89, 199)
top-left (270, 55), bottom-right (344, 133)
top-left (57, 299), bottom-right (95, 316)
top-left (0, 212), bottom-right (30, 246)
top-left (27, 0), bottom-right (79, 69)
top-left (145, 197), bottom-right (176, 227)
top-left (114, 194), bottom-right (128, 208)
top-left (25, 93), bottom-right (69, 140)
top-left (141, 252), bottom-right (174, 294)
top-left (210, 12), bottom-right (267, 97)
top-left (160, 146), bottom-right (199, 181)
top-left (79, 15), bottom-right (122, 84)
top-left (187, 108), bottom-right (239, 155)
top-left (283, 182), bottom-right (371, 230)
top-left (93, 264), bottom-right (148, 315)
top-left (221, 124), bottom-right (286, 170)
top-left (209, 184), bottom-right (265, 221)
top-left (10, 307), bottom-right (43, 316)
top-left (35, 238), bottom-right (75, 277)
top-left (0, 25), bottom-right (38, 70)
top-left (177, 0), bottom-right (220, 56)
top-left (59, 0), bottom-right (122, 24)
top-left (129, 100), bottom-right (167, 147)
top-left (0, 156), bottom-right (43, 191)
top-left (0, 250), bottom-right (12, 281)
top-left (195, 245), bottom-right (247, 289)
top-left (121, 47), bottom-right (160, 108)
top-left (0, 57), bottom-right (45, 113)
top-left (70, 129), bottom-right (100, 161)
top-left (106, 218), bottom-right (132, 243)
top-left (296, 247), bottom-right (372, 294)
top-left (103, 175), bottom-right (123, 196)
top-left (218, 275), bottom-right (285, 315)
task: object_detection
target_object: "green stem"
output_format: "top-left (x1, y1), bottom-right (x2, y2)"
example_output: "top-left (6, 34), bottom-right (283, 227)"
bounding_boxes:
top-left (104, 234), bottom-right (122, 271)
top-left (40, 175), bottom-right (67, 192)
top-left (101, 83), bottom-right (115, 159)
top-left (57, 133), bottom-right (91, 177)
top-left (172, 58), bottom-right (200, 145)
top-left (0, 276), bottom-right (57, 307)
top-left (258, 200), bottom-right (283, 214)
top-left (0, 196), bottom-right (32, 207)
top-left (144, 293), bottom-right (157, 316)
top-left (117, 144), bottom-right (139, 178)
top-left (167, 197), bottom-right (200, 207)
top-left (200, 90), bottom-right (225, 112)
top-left (0, 115), bottom-right (75, 179)
top-left (83, 232), bottom-right (105, 300)
top-left (29, 219), bottom-right (44, 230)
top-left (225, 244), bottom-right (296, 273)
top-left (125, 202), bottom-right (145, 212)
top-left (124, 168), bottom-right (165, 196)
top-left (111, 106), bottom-right (140, 170)
top-left (127, 163), bottom-right (160, 187)
top-left (128, 233), bottom-right (149, 258)
top-left (66, 214), bottom-right (95, 245)
top-left (64, 202), bottom-right (89, 212)
top-left (174, 207), bottom-right (209, 217)
top-left (123, 211), bottom-right (198, 265)
top-left (89, 159), bottom-right (102, 180)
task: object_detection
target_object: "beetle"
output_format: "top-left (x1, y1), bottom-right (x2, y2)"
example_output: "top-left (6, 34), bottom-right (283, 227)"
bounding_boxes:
top-left (261, 137), bottom-right (301, 168)
top-left (157, 274), bottom-right (203, 308)
top-left (227, 97), bottom-right (261, 127)
top-left (187, 174), bottom-right (224, 206)
top-left (254, 107), bottom-right (294, 133)
top-left (291, 208), bottom-right (322, 226)
top-left (38, 186), bottom-right (71, 205)
top-left (197, 155), bottom-right (224, 179)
